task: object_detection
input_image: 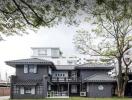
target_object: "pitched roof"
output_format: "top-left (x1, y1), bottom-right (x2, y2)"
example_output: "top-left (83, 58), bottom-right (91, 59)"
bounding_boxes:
top-left (84, 73), bottom-right (116, 82)
top-left (55, 65), bottom-right (75, 70)
top-left (5, 58), bottom-right (55, 67)
top-left (75, 63), bottom-right (114, 69)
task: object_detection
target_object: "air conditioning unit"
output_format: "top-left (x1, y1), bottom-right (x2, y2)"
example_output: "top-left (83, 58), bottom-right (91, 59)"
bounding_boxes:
top-left (80, 92), bottom-right (86, 96)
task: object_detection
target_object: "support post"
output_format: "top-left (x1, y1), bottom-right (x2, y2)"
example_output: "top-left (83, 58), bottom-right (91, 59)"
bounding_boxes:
top-left (68, 83), bottom-right (69, 96)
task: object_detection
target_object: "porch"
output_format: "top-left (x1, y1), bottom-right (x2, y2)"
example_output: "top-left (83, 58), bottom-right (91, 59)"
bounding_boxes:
top-left (47, 83), bottom-right (82, 98)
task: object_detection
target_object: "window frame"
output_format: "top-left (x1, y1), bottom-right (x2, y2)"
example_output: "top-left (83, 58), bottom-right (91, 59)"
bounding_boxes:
top-left (24, 64), bottom-right (37, 74)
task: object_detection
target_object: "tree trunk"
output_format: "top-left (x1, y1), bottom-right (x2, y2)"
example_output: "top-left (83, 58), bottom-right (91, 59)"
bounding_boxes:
top-left (121, 79), bottom-right (127, 97)
top-left (117, 57), bottom-right (123, 97)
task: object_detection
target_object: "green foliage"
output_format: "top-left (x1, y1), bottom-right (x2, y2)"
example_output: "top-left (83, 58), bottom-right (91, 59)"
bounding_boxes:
top-left (74, 0), bottom-right (132, 60)
top-left (0, 0), bottom-right (86, 40)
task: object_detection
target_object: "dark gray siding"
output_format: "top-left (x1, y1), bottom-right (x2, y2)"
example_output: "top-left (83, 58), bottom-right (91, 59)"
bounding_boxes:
top-left (16, 65), bottom-right (48, 80)
top-left (80, 69), bottom-right (108, 79)
top-left (88, 83), bottom-right (113, 97)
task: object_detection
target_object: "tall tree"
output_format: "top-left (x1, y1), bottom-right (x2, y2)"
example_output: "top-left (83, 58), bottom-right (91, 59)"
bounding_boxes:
top-left (74, 0), bottom-right (132, 97)
top-left (0, 0), bottom-right (84, 40)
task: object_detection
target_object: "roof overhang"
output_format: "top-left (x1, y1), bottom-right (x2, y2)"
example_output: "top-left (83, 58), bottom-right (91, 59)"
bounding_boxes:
top-left (5, 58), bottom-right (56, 69)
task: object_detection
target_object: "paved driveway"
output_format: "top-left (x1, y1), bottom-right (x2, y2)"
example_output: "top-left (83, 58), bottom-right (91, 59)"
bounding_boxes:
top-left (0, 96), bottom-right (9, 100)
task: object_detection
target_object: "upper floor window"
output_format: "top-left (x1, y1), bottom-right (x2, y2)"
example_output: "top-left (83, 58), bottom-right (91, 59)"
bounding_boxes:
top-left (38, 49), bottom-right (47, 56)
top-left (24, 64), bottom-right (37, 74)
top-left (51, 49), bottom-right (60, 58)
top-left (48, 67), bottom-right (52, 75)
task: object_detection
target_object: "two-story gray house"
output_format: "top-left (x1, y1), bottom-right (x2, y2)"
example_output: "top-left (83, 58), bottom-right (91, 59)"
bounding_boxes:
top-left (6, 58), bottom-right (116, 99)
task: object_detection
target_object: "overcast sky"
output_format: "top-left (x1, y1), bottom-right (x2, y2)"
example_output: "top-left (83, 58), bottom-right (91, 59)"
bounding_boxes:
top-left (0, 22), bottom-right (92, 80)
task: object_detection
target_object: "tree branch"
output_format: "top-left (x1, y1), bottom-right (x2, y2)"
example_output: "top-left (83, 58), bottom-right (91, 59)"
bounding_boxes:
top-left (12, 0), bottom-right (36, 27)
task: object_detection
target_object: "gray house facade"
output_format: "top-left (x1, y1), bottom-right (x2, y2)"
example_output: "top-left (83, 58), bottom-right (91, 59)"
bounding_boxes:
top-left (6, 58), bottom-right (116, 99)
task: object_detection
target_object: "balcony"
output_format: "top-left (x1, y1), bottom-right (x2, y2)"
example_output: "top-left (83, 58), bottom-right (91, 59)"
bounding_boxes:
top-left (51, 77), bottom-right (81, 82)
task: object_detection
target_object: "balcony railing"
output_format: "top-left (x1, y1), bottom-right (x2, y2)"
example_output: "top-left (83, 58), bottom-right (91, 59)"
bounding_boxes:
top-left (51, 77), bottom-right (81, 82)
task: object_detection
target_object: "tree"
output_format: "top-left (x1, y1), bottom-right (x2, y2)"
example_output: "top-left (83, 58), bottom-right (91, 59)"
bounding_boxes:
top-left (0, 0), bottom-right (84, 40)
top-left (74, 0), bottom-right (132, 97)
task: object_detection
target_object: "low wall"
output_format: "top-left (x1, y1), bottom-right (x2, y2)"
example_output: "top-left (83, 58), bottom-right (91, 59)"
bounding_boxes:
top-left (0, 87), bottom-right (10, 96)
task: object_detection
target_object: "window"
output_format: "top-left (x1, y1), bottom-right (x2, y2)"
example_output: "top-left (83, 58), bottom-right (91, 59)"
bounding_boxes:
top-left (29, 65), bottom-right (35, 73)
top-left (71, 85), bottom-right (77, 93)
top-left (48, 67), bottom-right (52, 75)
top-left (48, 85), bottom-right (51, 91)
top-left (24, 64), bottom-right (37, 74)
top-left (25, 87), bottom-right (31, 94)
top-left (51, 49), bottom-right (59, 58)
top-left (38, 49), bottom-right (47, 56)
top-left (24, 87), bottom-right (35, 94)
top-left (98, 85), bottom-right (104, 91)
top-left (36, 85), bottom-right (43, 95)
top-left (13, 85), bottom-right (19, 94)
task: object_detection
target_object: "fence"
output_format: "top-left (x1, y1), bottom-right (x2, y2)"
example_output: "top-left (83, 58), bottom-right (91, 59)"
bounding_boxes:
top-left (0, 87), bottom-right (10, 96)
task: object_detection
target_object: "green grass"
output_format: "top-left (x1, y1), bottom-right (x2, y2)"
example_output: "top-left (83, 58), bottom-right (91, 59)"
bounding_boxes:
top-left (12, 97), bottom-right (132, 100)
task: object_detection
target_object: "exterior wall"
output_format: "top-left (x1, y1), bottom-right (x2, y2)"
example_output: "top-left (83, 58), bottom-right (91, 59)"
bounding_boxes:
top-left (12, 85), bottom-right (44, 99)
top-left (11, 64), bottom-right (49, 99)
top-left (87, 83), bottom-right (113, 97)
top-left (80, 69), bottom-right (108, 79)
top-left (16, 65), bottom-right (48, 80)
top-left (32, 48), bottom-right (60, 58)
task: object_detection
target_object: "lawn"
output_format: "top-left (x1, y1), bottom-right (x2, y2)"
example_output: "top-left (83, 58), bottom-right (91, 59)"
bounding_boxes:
top-left (12, 97), bottom-right (132, 100)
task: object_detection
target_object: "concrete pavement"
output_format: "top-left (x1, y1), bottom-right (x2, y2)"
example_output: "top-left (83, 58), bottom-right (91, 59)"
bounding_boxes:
top-left (0, 96), bottom-right (9, 100)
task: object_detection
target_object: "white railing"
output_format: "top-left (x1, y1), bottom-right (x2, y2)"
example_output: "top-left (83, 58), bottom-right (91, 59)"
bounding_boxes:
top-left (52, 77), bottom-right (80, 82)
top-left (47, 91), bottom-right (68, 97)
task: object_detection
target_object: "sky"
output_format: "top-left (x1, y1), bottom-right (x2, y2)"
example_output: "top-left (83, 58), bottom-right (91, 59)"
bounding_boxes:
top-left (0, 22), bottom-right (92, 80)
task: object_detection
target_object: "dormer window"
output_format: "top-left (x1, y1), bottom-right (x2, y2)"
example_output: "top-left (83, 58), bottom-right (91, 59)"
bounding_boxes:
top-left (24, 64), bottom-right (37, 74)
